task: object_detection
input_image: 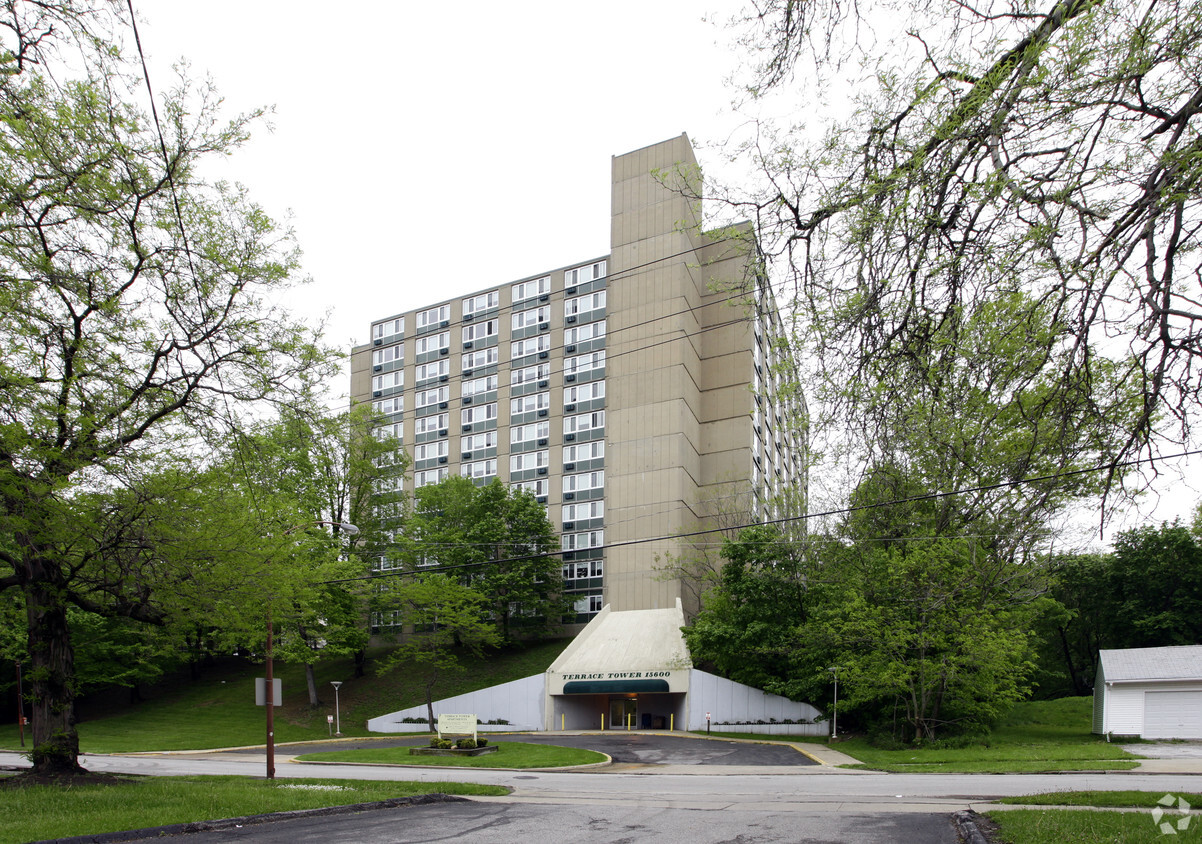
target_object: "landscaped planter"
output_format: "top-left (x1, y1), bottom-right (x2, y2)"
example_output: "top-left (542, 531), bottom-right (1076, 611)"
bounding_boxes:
top-left (705, 723), bottom-right (827, 737)
top-left (409, 745), bottom-right (499, 757)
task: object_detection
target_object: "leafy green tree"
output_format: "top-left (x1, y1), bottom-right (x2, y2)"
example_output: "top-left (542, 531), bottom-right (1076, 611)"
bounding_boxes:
top-left (0, 1), bottom-right (330, 774)
top-left (232, 405), bottom-right (405, 703)
top-left (1027, 553), bottom-right (1113, 698)
top-left (723, 0), bottom-right (1202, 479)
top-left (1107, 522), bottom-right (1202, 648)
top-left (396, 477), bottom-right (565, 643)
top-left (683, 525), bottom-right (833, 703)
top-left (374, 573), bottom-right (501, 730)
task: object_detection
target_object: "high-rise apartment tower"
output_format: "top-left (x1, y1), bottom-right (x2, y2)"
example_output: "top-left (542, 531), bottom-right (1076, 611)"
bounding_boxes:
top-left (350, 134), bottom-right (805, 631)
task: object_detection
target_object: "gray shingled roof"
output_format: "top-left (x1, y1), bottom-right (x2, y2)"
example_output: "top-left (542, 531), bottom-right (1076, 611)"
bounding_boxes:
top-left (1099, 645), bottom-right (1202, 682)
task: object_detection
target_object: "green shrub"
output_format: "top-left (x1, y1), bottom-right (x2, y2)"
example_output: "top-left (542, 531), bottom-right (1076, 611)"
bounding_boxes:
top-left (437, 740), bottom-right (454, 749)
top-left (456, 738), bottom-right (477, 750)
top-left (477, 738), bottom-right (488, 747)
top-left (429, 737), bottom-right (441, 747)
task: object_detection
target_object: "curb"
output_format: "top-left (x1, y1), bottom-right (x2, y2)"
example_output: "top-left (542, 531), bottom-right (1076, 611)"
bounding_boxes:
top-left (953, 810), bottom-right (990, 844)
top-left (28, 792), bottom-right (468, 844)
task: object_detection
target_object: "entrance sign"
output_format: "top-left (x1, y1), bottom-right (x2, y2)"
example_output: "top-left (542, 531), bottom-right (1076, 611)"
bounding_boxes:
top-left (437, 713), bottom-right (478, 741)
top-left (548, 669), bottom-right (687, 695)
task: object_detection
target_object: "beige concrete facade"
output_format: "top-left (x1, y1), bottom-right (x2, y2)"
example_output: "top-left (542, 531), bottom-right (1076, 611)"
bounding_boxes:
top-left (351, 134), bottom-right (805, 630)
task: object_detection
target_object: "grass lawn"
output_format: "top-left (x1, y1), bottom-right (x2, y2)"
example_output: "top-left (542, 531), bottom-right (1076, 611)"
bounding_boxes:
top-left (0, 775), bottom-right (508, 844)
top-left (830, 697), bottom-right (1140, 773)
top-left (984, 790), bottom-right (1201, 843)
top-left (995, 790), bottom-right (1202, 808)
top-left (1, 639), bottom-right (570, 754)
top-left (296, 741), bottom-right (608, 768)
top-left (985, 808), bottom-right (1190, 842)
top-left (694, 699), bottom-right (1138, 773)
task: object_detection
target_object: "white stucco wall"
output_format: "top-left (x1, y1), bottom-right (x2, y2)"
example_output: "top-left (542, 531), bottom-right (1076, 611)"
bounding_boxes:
top-left (366, 674), bottom-right (545, 733)
top-left (686, 669), bottom-right (825, 735)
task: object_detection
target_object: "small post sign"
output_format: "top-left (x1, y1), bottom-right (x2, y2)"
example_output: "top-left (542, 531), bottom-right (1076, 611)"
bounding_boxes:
top-left (437, 713), bottom-right (478, 742)
top-left (255, 678), bottom-right (282, 707)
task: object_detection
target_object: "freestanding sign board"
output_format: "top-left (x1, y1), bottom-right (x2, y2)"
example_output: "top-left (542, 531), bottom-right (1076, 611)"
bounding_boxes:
top-left (437, 713), bottom-right (478, 742)
top-left (255, 678), bottom-right (282, 706)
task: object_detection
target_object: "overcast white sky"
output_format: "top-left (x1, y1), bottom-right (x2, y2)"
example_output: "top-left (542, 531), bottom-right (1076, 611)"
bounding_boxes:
top-left (130, 0), bottom-right (746, 369)
top-left (127, 0), bottom-right (1198, 535)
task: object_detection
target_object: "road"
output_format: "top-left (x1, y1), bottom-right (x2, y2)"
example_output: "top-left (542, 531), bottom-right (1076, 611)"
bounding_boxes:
top-left (6, 737), bottom-right (1202, 843)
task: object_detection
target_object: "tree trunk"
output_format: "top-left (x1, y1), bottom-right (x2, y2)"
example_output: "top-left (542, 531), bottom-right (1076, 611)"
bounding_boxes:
top-left (305, 662), bottom-right (321, 708)
top-left (353, 649), bottom-right (366, 678)
top-left (24, 576), bottom-right (85, 775)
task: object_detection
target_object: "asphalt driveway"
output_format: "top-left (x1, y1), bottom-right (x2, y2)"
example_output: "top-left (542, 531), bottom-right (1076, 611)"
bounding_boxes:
top-left (272, 732), bottom-right (817, 767)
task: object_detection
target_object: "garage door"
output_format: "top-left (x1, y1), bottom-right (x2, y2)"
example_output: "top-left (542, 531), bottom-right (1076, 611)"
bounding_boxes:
top-left (1144, 690), bottom-right (1202, 739)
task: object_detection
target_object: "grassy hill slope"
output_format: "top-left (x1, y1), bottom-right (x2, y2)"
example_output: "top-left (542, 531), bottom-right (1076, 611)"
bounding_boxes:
top-left (3, 639), bottom-right (571, 754)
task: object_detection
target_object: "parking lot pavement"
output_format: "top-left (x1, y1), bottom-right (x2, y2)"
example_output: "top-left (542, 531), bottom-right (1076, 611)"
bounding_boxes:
top-left (263, 731), bottom-right (824, 768)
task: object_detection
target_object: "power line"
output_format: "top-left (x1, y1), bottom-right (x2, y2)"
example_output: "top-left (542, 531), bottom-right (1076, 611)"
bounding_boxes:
top-left (324, 447), bottom-right (1202, 584)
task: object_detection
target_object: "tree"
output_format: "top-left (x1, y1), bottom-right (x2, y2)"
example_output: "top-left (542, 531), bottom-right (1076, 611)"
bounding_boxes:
top-left (683, 525), bottom-right (832, 703)
top-left (0, 1), bottom-right (330, 774)
top-left (1107, 522), bottom-right (1202, 648)
top-left (396, 477), bottom-right (565, 643)
top-left (688, 473), bottom-right (1048, 741)
top-left (232, 405), bottom-right (405, 703)
top-left (719, 0), bottom-right (1201, 500)
top-left (374, 573), bottom-right (501, 731)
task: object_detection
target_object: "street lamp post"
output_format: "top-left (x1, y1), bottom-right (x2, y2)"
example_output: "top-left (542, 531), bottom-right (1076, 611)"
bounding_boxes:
top-left (331, 681), bottom-right (343, 737)
top-left (264, 520), bottom-right (359, 779)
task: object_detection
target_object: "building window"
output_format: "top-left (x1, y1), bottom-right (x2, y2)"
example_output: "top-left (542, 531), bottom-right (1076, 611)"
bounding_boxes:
top-left (462, 290), bottom-right (500, 316)
top-left (563, 410), bottom-right (605, 436)
top-left (512, 305), bottom-right (550, 331)
top-left (573, 594), bottom-right (604, 614)
top-left (415, 413), bottom-right (448, 435)
top-left (415, 332), bottom-right (449, 355)
top-left (416, 305), bottom-right (450, 329)
top-left (562, 530), bottom-right (604, 551)
top-left (564, 351), bottom-right (605, 376)
top-left (462, 347), bottom-right (499, 371)
top-left (511, 335), bottom-right (551, 358)
top-left (372, 343), bottom-right (403, 366)
top-left (511, 363), bottom-right (550, 386)
top-left (512, 276), bottom-right (550, 302)
top-left (563, 500), bottom-right (604, 522)
top-left (510, 450), bottom-right (549, 473)
top-left (511, 420), bottom-right (550, 445)
top-left (416, 360), bottom-right (449, 383)
top-left (372, 396), bottom-right (404, 415)
top-left (416, 386), bottom-right (449, 409)
top-left (414, 440), bottom-right (449, 462)
top-left (374, 421), bottom-right (403, 441)
top-left (510, 392), bottom-right (550, 416)
top-left (511, 478), bottom-right (549, 498)
top-left (415, 467), bottom-right (449, 488)
top-left (372, 370), bottom-right (404, 392)
top-left (563, 470), bottom-right (604, 494)
top-left (564, 382), bottom-right (605, 404)
top-left (564, 320), bottom-right (606, 345)
top-left (372, 317), bottom-right (403, 340)
top-left (463, 431), bottom-right (498, 451)
top-left (463, 374), bottom-right (499, 397)
top-left (564, 290), bottom-right (606, 317)
top-left (564, 260), bottom-right (606, 286)
top-left (563, 441), bottom-right (604, 463)
top-left (461, 458), bottom-right (497, 480)
top-left (461, 403), bottom-right (498, 426)
top-left (462, 319), bottom-right (498, 344)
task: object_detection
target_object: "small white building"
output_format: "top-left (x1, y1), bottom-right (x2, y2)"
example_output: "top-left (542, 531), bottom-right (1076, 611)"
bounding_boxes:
top-left (1092, 645), bottom-right (1202, 739)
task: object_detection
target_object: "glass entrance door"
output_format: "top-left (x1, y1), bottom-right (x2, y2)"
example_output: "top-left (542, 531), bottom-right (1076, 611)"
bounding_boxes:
top-left (609, 697), bottom-right (637, 730)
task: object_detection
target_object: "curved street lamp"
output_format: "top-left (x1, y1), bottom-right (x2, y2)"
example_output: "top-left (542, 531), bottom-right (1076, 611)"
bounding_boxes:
top-left (264, 521), bottom-right (359, 779)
